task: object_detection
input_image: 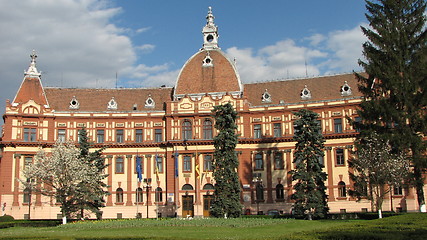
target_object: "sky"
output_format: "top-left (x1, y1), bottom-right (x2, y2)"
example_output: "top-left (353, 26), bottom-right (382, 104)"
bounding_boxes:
top-left (0, 0), bottom-right (369, 112)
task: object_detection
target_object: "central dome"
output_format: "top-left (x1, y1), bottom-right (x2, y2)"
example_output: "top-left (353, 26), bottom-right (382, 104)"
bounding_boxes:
top-left (174, 49), bottom-right (242, 98)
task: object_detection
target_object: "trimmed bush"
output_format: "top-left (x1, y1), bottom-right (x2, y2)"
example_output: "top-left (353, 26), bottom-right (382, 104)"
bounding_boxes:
top-left (0, 215), bottom-right (14, 222)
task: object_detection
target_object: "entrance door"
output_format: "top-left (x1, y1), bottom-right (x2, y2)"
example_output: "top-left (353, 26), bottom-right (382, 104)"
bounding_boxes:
top-left (203, 195), bottom-right (214, 217)
top-left (182, 195), bottom-right (194, 217)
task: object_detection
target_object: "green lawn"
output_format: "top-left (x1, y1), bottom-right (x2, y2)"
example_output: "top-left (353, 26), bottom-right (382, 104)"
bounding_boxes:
top-left (0, 214), bottom-right (426, 240)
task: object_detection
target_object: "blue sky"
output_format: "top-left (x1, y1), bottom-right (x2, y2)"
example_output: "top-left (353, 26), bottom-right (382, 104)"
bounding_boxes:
top-left (0, 0), bottom-right (369, 111)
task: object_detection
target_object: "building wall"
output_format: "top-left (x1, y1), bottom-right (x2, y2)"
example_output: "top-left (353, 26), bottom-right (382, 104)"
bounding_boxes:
top-left (0, 90), bottom-right (425, 219)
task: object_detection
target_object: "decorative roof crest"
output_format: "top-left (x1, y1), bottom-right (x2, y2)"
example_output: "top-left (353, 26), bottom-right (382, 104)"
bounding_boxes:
top-left (202, 6), bottom-right (219, 50)
top-left (24, 50), bottom-right (41, 77)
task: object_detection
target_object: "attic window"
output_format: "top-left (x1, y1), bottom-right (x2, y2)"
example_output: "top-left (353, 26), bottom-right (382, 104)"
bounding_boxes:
top-left (69, 96), bottom-right (80, 110)
top-left (202, 53), bottom-right (213, 67)
top-left (133, 104), bottom-right (138, 111)
top-left (145, 95), bottom-right (155, 108)
top-left (261, 89), bottom-right (272, 103)
top-left (340, 81), bottom-right (352, 97)
top-left (107, 97), bottom-right (118, 110)
top-left (300, 85), bottom-right (312, 100)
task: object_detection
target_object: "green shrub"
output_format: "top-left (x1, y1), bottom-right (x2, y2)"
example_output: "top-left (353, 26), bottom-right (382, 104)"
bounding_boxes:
top-left (0, 215), bottom-right (14, 222)
top-left (0, 219), bottom-right (61, 229)
top-left (0, 222), bottom-right (15, 229)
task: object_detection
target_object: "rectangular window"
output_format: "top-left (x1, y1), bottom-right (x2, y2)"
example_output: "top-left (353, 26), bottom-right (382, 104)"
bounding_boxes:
top-left (334, 118), bottom-right (343, 133)
top-left (155, 156), bottom-right (163, 173)
top-left (154, 129), bottom-right (162, 142)
top-left (273, 123), bottom-right (282, 137)
top-left (336, 148), bottom-right (345, 166)
top-left (204, 154), bottom-right (213, 172)
top-left (183, 155), bottom-right (191, 172)
top-left (24, 156), bottom-right (33, 166)
top-left (115, 157), bottom-right (124, 174)
top-left (393, 185), bottom-right (403, 196)
top-left (203, 120), bottom-right (213, 140)
top-left (135, 129), bottom-right (143, 143)
top-left (24, 128), bottom-right (36, 142)
top-left (254, 153), bottom-right (263, 170)
top-left (274, 152), bottom-right (284, 169)
top-left (318, 154), bottom-right (324, 166)
top-left (97, 129), bottom-right (105, 143)
top-left (354, 117), bottom-right (361, 132)
top-left (57, 129), bottom-right (66, 142)
top-left (116, 129), bottom-right (124, 143)
top-left (254, 124), bottom-right (262, 138)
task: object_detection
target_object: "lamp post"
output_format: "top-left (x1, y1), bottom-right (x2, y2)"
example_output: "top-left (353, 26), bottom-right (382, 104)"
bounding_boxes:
top-left (144, 178), bottom-right (152, 218)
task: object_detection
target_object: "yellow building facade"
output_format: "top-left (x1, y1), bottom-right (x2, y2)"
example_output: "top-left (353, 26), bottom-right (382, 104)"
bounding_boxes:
top-left (0, 8), bottom-right (424, 219)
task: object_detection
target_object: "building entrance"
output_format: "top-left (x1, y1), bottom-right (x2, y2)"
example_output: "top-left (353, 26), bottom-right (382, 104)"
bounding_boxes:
top-left (203, 195), bottom-right (214, 217)
top-left (182, 195), bottom-right (194, 217)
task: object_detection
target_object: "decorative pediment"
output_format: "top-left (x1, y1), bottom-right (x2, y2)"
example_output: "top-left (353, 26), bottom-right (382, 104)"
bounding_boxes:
top-left (261, 89), bottom-right (272, 103)
top-left (202, 52), bottom-right (213, 67)
top-left (107, 97), bottom-right (117, 110)
top-left (69, 96), bottom-right (80, 110)
top-left (340, 81), bottom-right (352, 97)
top-left (145, 95), bottom-right (155, 108)
top-left (300, 85), bottom-right (312, 100)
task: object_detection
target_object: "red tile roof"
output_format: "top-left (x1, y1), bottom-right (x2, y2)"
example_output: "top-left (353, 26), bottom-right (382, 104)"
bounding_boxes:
top-left (37, 74), bottom-right (362, 112)
top-left (13, 76), bottom-right (48, 106)
top-left (174, 49), bottom-right (242, 96)
top-left (44, 87), bottom-right (172, 112)
top-left (244, 73), bottom-right (363, 106)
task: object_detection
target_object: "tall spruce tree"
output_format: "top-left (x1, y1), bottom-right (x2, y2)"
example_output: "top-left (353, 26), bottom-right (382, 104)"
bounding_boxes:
top-left (290, 109), bottom-right (328, 220)
top-left (355, 0), bottom-right (427, 212)
top-left (210, 102), bottom-right (242, 218)
top-left (75, 128), bottom-right (109, 219)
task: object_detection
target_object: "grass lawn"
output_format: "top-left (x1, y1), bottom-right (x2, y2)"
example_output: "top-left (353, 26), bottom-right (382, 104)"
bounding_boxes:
top-left (0, 213), bottom-right (426, 240)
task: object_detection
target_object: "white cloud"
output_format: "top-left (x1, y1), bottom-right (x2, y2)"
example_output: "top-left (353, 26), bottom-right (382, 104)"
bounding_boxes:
top-left (305, 33), bottom-right (326, 46)
top-left (136, 27), bottom-right (151, 34)
top-left (226, 39), bottom-right (327, 82)
top-left (0, 0), bottom-right (173, 110)
top-left (135, 44), bottom-right (156, 53)
top-left (324, 24), bottom-right (366, 74)
top-left (225, 25), bottom-right (367, 83)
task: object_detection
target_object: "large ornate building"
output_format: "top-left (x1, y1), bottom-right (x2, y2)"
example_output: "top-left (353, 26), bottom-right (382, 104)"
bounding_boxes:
top-left (1, 8), bottom-right (425, 219)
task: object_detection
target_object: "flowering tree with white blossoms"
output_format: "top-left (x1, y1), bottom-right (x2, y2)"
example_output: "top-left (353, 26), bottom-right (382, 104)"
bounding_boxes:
top-left (349, 132), bottom-right (410, 218)
top-left (21, 141), bottom-right (104, 223)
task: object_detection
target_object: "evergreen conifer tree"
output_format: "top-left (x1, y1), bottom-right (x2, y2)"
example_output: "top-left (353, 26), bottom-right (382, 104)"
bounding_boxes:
top-left (355, 0), bottom-right (427, 212)
top-left (75, 127), bottom-right (109, 219)
top-left (290, 109), bottom-right (328, 220)
top-left (210, 103), bottom-right (242, 218)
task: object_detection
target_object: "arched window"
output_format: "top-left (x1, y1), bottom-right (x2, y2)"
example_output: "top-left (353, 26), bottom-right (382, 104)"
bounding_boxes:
top-left (182, 120), bottom-right (193, 140)
top-left (203, 183), bottom-right (215, 190)
top-left (275, 184), bottom-right (284, 200)
top-left (256, 184), bottom-right (264, 201)
top-left (182, 184), bottom-right (194, 191)
top-left (155, 187), bottom-right (163, 202)
top-left (116, 188), bottom-right (124, 203)
top-left (23, 187), bottom-right (31, 203)
top-left (135, 187), bottom-right (143, 203)
top-left (338, 181), bottom-right (347, 198)
top-left (203, 119), bottom-right (213, 139)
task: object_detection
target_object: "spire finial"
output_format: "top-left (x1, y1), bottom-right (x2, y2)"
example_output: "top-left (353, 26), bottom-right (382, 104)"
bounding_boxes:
top-left (202, 7), bottom-right (219, 50)
top-left (25, 50), bottom-right (41, 77)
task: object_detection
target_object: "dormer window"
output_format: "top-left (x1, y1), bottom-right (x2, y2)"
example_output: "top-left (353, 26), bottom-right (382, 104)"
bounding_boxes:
top-left (69, 96), bottom-right (80, 110)
top-left (202, 54), bottom-right (213, 67)
top-left (300, 85), bottom-right (312, 100)
top-left (145, 95), bottom-right (155, 108)
top-left (107, 97), bottom-right (118, 110)
top-left (340, 81), bottom-right (352, 97)
top-left (261, 89), bottom-right (272, 103)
